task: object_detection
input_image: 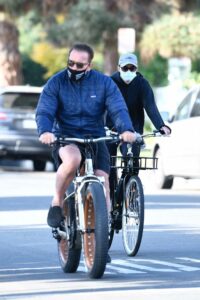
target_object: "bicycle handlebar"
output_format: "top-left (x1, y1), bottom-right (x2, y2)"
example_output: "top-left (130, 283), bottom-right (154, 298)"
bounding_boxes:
top-left (54, 135), bottom-right (120, 144)
top-left (107, 130), bottom-right (163, 144)
top-left (140, 130), bottom-right (163, 139)
top-left (53, 130), bottom-right (163, 146)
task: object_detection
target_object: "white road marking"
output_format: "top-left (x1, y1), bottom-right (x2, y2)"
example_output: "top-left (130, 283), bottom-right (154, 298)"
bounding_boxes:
top-left (177, 257), bottom-right (200, 263)
top-left (134, 258), bottom-right (200, 272)
top-left (1, 257), bottom-right (200, 279)
top-left (113, 259), bottom-right (179, 272)
top-left (106, 264), bottom-right (144, 274)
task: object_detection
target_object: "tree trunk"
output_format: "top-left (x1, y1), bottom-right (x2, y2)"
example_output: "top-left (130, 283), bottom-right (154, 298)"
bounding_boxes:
top-left (103, 32), bottom-right (118, 75)
top-left (0, 20), bottom-right (22, 87)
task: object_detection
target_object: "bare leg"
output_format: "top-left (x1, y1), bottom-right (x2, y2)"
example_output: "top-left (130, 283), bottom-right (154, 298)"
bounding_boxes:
top-left (52, 145), bottom-right (82, 207)
top-left (94, 169), bottom-right (111, 214)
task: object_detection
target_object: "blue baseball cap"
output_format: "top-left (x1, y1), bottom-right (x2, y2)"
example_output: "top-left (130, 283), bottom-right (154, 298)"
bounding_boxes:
top-left (118, 53), bottom-right (138, 67)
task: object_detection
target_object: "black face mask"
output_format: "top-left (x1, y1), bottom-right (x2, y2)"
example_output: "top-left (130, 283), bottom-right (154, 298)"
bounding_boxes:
top-left (67, 67), bottom-right (87, 81)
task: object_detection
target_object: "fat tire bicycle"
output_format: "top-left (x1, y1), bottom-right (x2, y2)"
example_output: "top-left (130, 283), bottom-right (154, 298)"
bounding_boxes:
top-left (108, 131), bottom-right (159, 256)
top-left (51, 136), bottom-right (118, 279)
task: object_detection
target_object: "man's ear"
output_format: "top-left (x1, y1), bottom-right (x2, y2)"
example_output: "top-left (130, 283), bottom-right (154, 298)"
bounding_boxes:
top-left (87, 62), bottom-right (92, 71)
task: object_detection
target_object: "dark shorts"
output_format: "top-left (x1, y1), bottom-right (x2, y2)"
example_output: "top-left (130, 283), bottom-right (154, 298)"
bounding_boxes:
top-left (52, 141), bottom-right (110, 174)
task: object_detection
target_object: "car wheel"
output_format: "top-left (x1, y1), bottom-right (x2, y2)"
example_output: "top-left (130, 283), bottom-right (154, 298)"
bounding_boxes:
top-left (33, 160), bottom-right (46, 171)
top-left (154, 148), bottom-right (174, 189)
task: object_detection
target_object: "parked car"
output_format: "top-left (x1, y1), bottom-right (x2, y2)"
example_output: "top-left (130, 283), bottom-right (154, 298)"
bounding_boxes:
top-left (152, 85), bottom-right (200, 189)
top-left (0, 85), bottom-right (53, 171)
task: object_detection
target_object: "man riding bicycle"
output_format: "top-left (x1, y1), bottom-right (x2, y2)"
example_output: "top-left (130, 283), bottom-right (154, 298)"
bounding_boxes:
top-left (36, 43), bottom-right (137, 233)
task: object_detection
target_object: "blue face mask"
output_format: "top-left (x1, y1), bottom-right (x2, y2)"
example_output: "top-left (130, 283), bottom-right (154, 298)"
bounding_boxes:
top-left (67, 67), bottom-right (87, 81)
top-left (120, 70), bottom-right (137, 84)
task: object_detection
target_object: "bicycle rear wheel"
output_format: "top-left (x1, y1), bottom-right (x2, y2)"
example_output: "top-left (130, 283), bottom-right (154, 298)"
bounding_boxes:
top-left (83, 182), bottom-right (108, 279)
top-left (58, 197), bottom-right (81, 273)
top-left (122, 175), bottom-right (144, 256)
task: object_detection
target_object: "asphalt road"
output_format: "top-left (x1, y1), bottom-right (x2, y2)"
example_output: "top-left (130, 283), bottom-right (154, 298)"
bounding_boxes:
top-left (0, 167), bottom-right (200, 300)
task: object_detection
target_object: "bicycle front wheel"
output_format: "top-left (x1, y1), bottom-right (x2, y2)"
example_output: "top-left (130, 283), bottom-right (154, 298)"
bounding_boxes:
top-left (83, 182), bottom-right (108, 279)
top-left (122, 176), bottom-right (144, 256)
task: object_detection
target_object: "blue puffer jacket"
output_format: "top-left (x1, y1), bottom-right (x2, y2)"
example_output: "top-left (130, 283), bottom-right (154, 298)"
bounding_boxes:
top-left (36, 69), bottom-right (134, 137)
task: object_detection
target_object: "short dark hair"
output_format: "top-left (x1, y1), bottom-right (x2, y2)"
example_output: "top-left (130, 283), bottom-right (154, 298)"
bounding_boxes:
top-left (68, 43), bottom-right (94, 62)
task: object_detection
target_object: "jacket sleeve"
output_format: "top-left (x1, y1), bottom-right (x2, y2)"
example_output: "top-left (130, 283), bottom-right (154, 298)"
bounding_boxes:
top-left (141, 79), bottom-right (165, 130)
top-left (36, 77), bottom-right (59, 136)
top-left (105, 77), bottom-right (134, 133)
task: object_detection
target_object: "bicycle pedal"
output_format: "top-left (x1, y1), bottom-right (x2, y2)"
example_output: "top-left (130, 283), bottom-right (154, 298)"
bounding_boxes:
top-left (52, 228), bottom-right (61, 242)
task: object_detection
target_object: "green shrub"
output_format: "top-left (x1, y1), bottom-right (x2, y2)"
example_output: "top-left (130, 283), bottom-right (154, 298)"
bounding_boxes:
top-left (21, 54), bottom-right (47, 86)
top-left (139, 54), bottom-right (168, 87)
top-left (140, 13), bottom-right (200, 62)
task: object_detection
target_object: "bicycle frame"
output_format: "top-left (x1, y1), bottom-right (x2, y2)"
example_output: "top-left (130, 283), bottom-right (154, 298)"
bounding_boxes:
top-left (55, 136), bottom-right (120, 278)
top-left (108, 131), bottom-right (162, 254)
top-left (62, 141), bottom-right (106, 234)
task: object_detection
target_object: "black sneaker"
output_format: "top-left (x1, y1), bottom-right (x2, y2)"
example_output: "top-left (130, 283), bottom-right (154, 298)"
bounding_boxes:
top-left (107, 253), bottom-right (111, 263)
top-left (47, 206), bottom-right (64, 228)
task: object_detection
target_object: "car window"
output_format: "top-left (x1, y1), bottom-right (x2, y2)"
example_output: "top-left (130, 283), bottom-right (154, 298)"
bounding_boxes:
top-left (174, 91), bottom-right (193, 121)
top-left (1, 93), bottom-right (40, 110)
top-left (190, 91), bottom-right (200, 117)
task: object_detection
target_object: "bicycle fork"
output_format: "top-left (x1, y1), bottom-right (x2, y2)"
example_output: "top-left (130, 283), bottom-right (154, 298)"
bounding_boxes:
top-left (76, 176), bottom-right (105, 234)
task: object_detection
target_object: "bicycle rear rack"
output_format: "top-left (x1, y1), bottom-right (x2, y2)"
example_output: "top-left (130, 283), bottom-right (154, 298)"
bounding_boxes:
top-left (110, 156), bottom-right (158, 171)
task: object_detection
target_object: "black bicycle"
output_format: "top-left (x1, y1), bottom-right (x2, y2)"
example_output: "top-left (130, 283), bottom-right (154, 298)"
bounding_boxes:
top-left (108, 131), bottom-right (159, 256)
top-left (51, 135), bottom-right (118, 279)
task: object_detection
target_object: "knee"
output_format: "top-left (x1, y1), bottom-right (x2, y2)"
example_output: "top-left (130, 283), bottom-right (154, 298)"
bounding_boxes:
top-left (59, 146), bottom-right (81, 170)
top-left (62, 158), bottom-right (81, 174)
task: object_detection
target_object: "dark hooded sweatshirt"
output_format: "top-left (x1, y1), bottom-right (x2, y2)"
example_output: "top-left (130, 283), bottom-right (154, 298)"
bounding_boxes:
top-left (106, 71), bottom-right (164, 134)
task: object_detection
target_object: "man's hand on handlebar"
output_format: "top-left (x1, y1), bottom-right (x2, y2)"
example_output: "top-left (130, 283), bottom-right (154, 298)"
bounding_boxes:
top-left (39, 132), bottom-right (56, 144)
top-left (159, 125), bottom-right (171, 135)
top-left (119, 131), bottom-right (137, 144)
